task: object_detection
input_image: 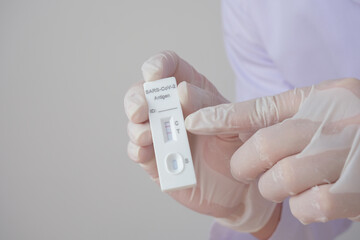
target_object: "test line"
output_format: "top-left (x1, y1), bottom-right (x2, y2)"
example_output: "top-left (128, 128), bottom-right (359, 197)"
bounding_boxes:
top-left (158, 107), bottom-right (178, 113)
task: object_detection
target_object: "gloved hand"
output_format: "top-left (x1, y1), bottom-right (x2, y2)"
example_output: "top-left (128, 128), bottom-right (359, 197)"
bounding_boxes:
top-left (124, 51), bottom-right (277, 233)
top-left (185, 78), bottom-right (360, 224)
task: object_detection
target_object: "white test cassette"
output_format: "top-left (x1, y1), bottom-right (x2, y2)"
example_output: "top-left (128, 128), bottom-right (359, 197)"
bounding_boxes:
top-left (143, 77), bottom-right (197, 192)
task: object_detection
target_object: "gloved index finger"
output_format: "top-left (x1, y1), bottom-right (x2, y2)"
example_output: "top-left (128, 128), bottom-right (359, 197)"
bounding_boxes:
top-left (185, 86), bottom-right (312, 135)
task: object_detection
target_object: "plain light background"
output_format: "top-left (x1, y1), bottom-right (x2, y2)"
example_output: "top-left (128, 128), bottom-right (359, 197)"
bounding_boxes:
top-left (0, 0), bottom-right (359, 239)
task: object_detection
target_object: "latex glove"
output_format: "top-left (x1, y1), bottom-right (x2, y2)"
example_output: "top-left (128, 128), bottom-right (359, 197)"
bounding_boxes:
top-left (124, 51), bottom-right (277, 233)
top-left (186, 78), bottom-right (360, 224)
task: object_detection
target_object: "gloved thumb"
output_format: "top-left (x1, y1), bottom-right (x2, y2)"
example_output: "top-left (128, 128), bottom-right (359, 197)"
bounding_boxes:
top-left (141, 51), bottom-right (224, 98)
top-left (185, 87), bottom-right (312, 135)
top-left (141, 51), bottom-right (177, 82)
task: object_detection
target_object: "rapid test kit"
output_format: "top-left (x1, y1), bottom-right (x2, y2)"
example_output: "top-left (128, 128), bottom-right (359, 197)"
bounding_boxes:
top-left (143, 77), bottom-right (197, 192)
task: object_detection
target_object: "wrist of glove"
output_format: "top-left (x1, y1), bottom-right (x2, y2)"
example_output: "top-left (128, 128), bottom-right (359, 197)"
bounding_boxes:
top-left (215, 180), bottom-right (277, 233)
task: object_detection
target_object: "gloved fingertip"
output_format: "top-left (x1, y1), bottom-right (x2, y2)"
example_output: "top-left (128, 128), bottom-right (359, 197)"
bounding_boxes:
top-left (229, 151), bottom-right (250, 183)
top-left (141, 51), bottom-right (178, 82)
top-left (178, 81), bottom-right (190, 108)
top-left (185, 118), bottom-right (205, 138)
top-left (185, 107), bottom-right (225, 134)
top-left (124, 98), bottom-right (144, 122)
top-left (127, 141), bottom-right (140, 162)
top-left (141, 55), bottom-right (164, 82)
top-left (229, 160), bottom-right (242, 182)
top-left (288, 189), bottom-right (329, 225)
top-left (177, 81), bottom-right (189, 96)
top-left (178, 81), bottom-right (207, 117)
top-left (184, 109), bottom-right (208, 133)
top-left (184, 113), bottom-right (196, 131)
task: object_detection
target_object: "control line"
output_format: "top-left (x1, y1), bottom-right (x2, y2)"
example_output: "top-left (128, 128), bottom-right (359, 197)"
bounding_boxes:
top-left (158, 107), bottom-right (178, 113)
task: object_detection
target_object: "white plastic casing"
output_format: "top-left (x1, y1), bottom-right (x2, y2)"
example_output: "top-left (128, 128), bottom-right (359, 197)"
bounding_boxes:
top-left (143, 77), bottom-right (197, 192)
